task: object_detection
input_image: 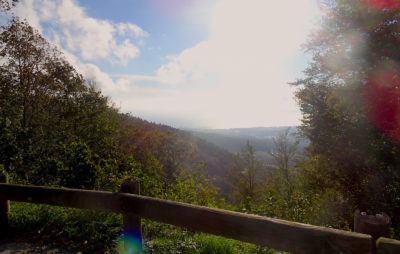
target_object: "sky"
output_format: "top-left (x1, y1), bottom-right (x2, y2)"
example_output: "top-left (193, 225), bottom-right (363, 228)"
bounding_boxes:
top-left (10, 0), bottom-right (320, 129)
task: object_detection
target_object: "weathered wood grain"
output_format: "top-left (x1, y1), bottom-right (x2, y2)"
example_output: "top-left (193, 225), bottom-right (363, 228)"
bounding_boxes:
top-left (0, 183), bottom-right (372, 253)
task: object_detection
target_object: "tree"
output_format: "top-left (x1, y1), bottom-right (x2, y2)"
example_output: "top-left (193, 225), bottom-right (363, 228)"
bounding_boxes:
top-left (167, 166), bottom-right (219, 207)
top-left (57, 142), bottom-right (97, 189)
top-left (270, 128), bottom-right (299, 186)
top-left (0, 0), bottom-right (17, 11)
top-left (229, 142), bottom-right (263, 212)
top-left (293, 0), bottom-right (400, 234)
top-left (0, 18), bottom-right (81, 181)
top-left (0, 18), bottom-right (121, 185)
top-left (268, 128), bottom-right (300, 217)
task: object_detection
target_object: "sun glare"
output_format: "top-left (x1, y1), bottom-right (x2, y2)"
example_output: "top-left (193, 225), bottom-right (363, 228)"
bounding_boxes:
top-left (148, 0), bottom-right (320, 128)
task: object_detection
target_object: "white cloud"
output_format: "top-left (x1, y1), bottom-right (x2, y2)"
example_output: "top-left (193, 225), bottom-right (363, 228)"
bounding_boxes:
top-left (13, 0), bottom-right (41, 32)
top-left (52, 47), bottom-right (115, 92)
top-left (113, 40), bottom-right (140, 66)
top-left (117, 23), bottom-right (148, 38)
top-left (110, 74), bottom-right (163, 83)
top-left (133, 0), bottom-right (319, 128)
top-left (14, 0), bottom-right (146, 65)
top-left (155, 0), bottom-right (317, 86)
top-left (13, 0), bottom-right (149, 96)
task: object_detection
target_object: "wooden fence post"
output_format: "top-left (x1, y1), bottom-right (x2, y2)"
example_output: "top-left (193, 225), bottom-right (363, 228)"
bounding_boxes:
top-left (354, 210), bottom-right (391, 254)
top-left (0, 172), bottom-right (9, 236)
top-left (120, 179), bottom-right (143, 254)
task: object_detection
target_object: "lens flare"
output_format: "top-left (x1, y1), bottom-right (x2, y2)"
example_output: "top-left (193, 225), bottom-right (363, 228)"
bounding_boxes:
top-left (364, 71), bottom-right (400, 142)
top-left (117, 231), bottom-right (144, 254)
top-left (365, 0), bottom-right (400, 10)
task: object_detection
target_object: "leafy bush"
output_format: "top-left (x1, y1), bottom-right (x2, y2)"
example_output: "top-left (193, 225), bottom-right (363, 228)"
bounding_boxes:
top-left (8, 202), bottom-right (122, 252)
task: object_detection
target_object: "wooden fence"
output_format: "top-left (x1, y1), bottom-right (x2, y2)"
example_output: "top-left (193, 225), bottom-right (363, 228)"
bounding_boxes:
top-left (0, 179), bottom-right (399, 254)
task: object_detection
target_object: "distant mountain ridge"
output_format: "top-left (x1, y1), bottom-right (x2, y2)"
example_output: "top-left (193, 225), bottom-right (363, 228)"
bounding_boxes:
top-left (187, 127), bottom-right (306, 162)
top-left (189, 126), bottom-right (297, 139)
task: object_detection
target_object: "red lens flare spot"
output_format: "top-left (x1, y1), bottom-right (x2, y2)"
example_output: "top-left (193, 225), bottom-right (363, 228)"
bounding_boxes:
top-left (365, 0), bottom-right (400, 9)
top-left (364, 72), bottom-right (400, 142)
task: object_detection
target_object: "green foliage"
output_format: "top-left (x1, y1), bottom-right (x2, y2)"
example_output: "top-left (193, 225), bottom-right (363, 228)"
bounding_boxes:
top-left (0, 18), bottom-right (121, 186)
top-left (56, 142), bottom-right (97, 189)
top-left (8, 202), bottom-right (122, 252)
top-left (193, 234), bottom-right (272, 254)
top-left (224, 130), bottom-right (322, 227)
top-left (166, 167), bottom-right (219, 207)
top-left (292, 0), bottom-right (400, 234)
top-left (121, 157), bottom-right (165, 197)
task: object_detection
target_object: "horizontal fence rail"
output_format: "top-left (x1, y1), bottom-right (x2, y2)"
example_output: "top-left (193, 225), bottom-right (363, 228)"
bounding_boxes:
top-left (0, 183), bottom-right (373, 254)
top-left (376, 237), bottom-right (400, 254)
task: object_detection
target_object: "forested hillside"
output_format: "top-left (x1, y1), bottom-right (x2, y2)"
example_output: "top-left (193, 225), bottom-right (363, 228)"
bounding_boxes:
top-left (120, 117), bottom-right (235, 197)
